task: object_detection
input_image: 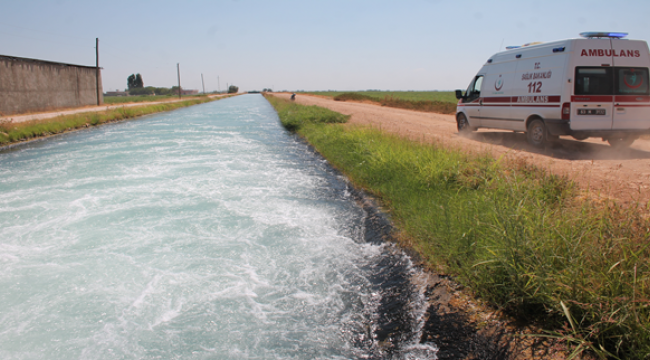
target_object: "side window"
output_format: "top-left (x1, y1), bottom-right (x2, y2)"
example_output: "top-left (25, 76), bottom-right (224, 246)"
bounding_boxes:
top-left (575, 67), bottom-right (613, 95)
top-left (463, 75), bottom-right (484, 103)
top-left (616, 67), bottom-right (649, 95)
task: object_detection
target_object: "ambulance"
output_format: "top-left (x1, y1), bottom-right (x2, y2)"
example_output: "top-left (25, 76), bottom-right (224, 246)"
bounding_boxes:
top-left (455, 32), bottom-right (650, 148)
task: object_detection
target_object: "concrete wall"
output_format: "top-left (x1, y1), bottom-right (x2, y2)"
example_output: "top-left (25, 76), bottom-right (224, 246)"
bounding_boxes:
top-left (0, 55), bottom-right (103, 116)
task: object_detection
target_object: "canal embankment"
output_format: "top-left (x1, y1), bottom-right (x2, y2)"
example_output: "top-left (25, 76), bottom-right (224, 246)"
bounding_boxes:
top-left (265, 94), bottom-right (650, 360)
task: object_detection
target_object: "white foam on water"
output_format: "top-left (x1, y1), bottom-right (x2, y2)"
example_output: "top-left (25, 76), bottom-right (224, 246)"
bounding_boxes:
top-left (0, 95), bottom-right (437, 359)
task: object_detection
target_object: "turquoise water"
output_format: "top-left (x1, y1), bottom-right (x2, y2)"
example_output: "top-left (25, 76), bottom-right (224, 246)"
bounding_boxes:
top-left (0, 95), bottom-right (437, 359)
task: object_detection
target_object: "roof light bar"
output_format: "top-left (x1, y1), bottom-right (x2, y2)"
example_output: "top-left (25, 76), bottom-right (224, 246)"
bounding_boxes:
top-left (506, 41), bottom-right (543, 50)
top-left (580, 32), bottom-right (628, 39)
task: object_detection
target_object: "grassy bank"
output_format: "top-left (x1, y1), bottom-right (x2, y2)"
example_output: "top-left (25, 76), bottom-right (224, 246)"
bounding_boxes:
top-left (0, 97), bottom-right (221, 146)
top-left (265, 95), bottom-right (650, 359)
top-left (307, 91), bottom-right (457, 114)
top-left (270, 95), bottom-right (349, 132)
top-left (103, 94), bottom-right (213, 105)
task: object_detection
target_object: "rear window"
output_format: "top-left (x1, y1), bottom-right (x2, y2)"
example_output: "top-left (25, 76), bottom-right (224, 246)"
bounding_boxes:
top-left (575, 67), bottom-right (650, 95)
top-left (575, 67), bottom-right (612, 95)
top-left (616, 67), bottom-right (649, 95)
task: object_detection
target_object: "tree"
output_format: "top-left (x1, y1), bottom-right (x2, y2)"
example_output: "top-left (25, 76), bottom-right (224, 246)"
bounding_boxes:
top-left (127, 74), bottom-right (135, 89)
top-left (127, 73), bottom-right (144, 89)
top-left (135, 74), bottom-right (143, 88)
top-left (228, 85), bottom-right (239, 94)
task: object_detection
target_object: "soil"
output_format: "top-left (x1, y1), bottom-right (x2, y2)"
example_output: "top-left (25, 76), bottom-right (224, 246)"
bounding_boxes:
top-left (275, 92), bottom-right (650, 207)
top-left (271, 93), bottom-right (615, 359)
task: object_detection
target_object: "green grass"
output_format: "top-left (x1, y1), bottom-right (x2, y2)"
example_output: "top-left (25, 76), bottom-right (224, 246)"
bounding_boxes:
top-left (265, 95), bottom-right (650, 360)
top-left (0, 97), bottom-right (222, 146)
top-left (102, 94), bottom-right (218, 104)
top-left (306, 91), bottom-right (457, 114)
top-left (269, 94), bottom-right (349, 132)
top-left (103, 95), bottom-right (177, 104)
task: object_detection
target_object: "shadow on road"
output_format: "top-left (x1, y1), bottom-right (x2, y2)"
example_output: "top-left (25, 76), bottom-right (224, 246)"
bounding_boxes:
top-left (464, 131), bottom-right (650, 161)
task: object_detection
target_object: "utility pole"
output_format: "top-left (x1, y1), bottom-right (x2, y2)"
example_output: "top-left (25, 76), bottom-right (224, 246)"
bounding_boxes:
top-left (95, 38), bottom-right (101, 105)
top-left (218, 76), bottom-right (220, 93)
top-left (201, 73), bottom-right (205, 94)
top-left (177, 63), bottom-right (181, 99)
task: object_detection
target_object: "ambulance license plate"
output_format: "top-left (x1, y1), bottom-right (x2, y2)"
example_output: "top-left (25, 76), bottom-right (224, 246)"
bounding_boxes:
top-left (577, 109), bottom-right (606, 115)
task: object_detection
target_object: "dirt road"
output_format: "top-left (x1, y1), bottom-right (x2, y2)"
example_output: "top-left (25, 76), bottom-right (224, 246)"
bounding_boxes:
top-left (273, 93), bottom-right (650, 205)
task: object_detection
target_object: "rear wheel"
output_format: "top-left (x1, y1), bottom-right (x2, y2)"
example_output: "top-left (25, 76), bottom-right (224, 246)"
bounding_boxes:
top-left (526, 119), bottom-right (549, 148)
top-left (457, 113), bottom-right (473, 135)
top-left (607, 135), bottom-right (636, 148)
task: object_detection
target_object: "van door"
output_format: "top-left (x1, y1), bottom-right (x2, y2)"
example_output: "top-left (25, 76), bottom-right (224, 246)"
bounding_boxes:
top-left (572, 67), bottom-right (614, 130)
top-left (611, 40), bottom-right (650, 130)
top-left (480, 62), bottom-right (516, 130)
top-left (461, 75), bottom-right (484, 127)
top-left (571, 39), bottom-right (614, 130)
top-left (510, 47), bottom-right (566, 132)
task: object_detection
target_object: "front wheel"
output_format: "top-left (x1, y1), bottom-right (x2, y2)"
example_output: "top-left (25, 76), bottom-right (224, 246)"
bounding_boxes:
top-left (457, 113), bottom-right (473, 135)
top-left (526, 119), bottom-right (549, 148)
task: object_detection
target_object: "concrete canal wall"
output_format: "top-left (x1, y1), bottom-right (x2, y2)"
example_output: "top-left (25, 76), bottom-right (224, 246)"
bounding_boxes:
top-left (0, 55), bottom-right (103, 116)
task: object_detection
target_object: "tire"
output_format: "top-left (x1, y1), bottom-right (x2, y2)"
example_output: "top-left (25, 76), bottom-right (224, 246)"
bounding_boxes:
top-left (526, 119), bottom-right (548, 148)
top-left (607, 135), bottom-right (636, 148)
top-left (457, 113), bottom-right (473, 135)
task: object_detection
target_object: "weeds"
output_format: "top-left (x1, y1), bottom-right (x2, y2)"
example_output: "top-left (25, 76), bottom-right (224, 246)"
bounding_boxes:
top-left (266, 95), bottom-right (650, 359)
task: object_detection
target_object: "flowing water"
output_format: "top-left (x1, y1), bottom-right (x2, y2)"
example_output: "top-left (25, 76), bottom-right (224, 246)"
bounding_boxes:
top-left (0, 95), bottom-right (438, 359)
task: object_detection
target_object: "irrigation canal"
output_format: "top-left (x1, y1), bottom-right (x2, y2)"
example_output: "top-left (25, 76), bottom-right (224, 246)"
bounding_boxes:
top-left (0, 94), bottom-right (439, 359)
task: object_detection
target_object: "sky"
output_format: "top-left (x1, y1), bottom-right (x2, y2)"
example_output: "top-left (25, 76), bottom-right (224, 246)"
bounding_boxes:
top-left (3, 0), bottom-right (650, 93)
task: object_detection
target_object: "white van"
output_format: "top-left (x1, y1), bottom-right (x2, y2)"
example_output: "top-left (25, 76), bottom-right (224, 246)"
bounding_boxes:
top-left (455, 32), bottom-right (650, 147)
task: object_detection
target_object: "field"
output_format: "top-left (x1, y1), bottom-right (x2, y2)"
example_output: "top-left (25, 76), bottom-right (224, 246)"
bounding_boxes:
top-left (307, 90), bottom-right (457, 103)
top-left (306, 91), bottom-right (457, 114)
top-left (266, 94), bottom-right (650, 360)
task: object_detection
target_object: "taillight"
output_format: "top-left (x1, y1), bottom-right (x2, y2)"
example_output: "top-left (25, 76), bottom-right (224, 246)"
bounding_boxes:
top-left (561, 102), bottom-right (571, 120)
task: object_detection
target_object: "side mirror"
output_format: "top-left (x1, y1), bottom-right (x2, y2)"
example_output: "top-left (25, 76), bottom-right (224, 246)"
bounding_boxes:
top-left (455, 90), bottom-right (464, 99)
